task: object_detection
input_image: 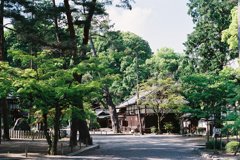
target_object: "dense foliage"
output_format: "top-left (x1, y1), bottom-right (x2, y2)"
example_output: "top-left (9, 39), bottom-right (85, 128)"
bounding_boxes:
top-left (0, 0), bottom-right (239, 154)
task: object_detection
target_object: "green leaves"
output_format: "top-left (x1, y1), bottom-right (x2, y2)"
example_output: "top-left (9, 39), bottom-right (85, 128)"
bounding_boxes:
top-left (185, 0), bottom-right (238, 73)
top-left (222, 7), bottom-right (238, 50)
top-left (140, 78), bottom-right (186, 113)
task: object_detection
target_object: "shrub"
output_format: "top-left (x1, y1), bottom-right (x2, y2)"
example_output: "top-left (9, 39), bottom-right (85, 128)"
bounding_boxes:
top-left (164, 123), bottom-right (174, 133)
top-left (225, 141), bottom-right (240, 153)
top-left (206, 140), bottom-right (225, 150)
top-left (150, 126), bottom-right (156, 133)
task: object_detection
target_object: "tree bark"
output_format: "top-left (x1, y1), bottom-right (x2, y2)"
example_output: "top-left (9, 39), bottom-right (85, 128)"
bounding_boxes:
top-left (81, 0), bottom-right (96, 57)
top-left (64, 0), bottom-right (97, 146)
top-left (42, 113), bottom-right (52, 154)
top-left (157, 114), bottom-right (162, 134)
top-left (1, 99), bottom-right (10, 140)
top-left (0, 0), bottom-right (4, 61)
top-left (50, 104), bottom-right (61, 155)
top-left (104, 87), bottom-right (120, 133)
top-left (70, 118), bottom-right (78, 146)
top-left (52, 0), bottom-right (61, 43)
top-left (78, 119), bottom-right (92, 145)
top-left (64, 0), bottom-right (77, 57)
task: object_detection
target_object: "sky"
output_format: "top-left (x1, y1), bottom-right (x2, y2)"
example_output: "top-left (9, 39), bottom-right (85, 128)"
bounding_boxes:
top-left (107, 0), bottom-right (194, 53)
top-left (4, 0), bottom-right (194, 54)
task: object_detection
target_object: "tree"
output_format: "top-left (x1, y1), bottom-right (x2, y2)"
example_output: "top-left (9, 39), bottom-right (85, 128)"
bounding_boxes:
top-left (4, 0), bottom-right (135, 147)
top-left (140, 78), bottom-right (186, 134)
top-left (93, 31), bottom-right (152, 133)
top-left (184, 0), bottom-right (238, 73)
top-left (145, 48), bottom-right (181, 80)
top-left (222, 7), bottom-right (238, 50)
top-left (181, 70), bottom-right (235, 141)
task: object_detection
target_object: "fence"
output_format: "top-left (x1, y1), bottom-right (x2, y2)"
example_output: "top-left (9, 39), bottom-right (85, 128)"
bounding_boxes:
top-left (9, 130), bottom-right (46, 140)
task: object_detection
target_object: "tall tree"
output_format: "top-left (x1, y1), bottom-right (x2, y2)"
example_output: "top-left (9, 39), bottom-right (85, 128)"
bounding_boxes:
top-left (184, 0), bottom-right (238, 73)
top-left (222, 6), bottom-right (238, 50)
top-left (4, 0), bottom-right (135, 147)
top-left (93, 31), bottom-right (152, 133)
top-left (0, 0), bottom-right (3, 61)
top-left (0, 0), bottom-right (11, 141)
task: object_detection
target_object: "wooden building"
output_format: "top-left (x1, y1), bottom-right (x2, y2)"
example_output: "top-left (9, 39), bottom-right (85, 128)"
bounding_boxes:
top-left (116, 92), bottom-right (180, 133)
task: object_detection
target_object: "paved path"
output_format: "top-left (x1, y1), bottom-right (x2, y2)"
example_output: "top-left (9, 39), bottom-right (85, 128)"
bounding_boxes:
top-left (77, 134), bottom-right (205, 160)
top-left (0, 134), bottom-right (205, 159)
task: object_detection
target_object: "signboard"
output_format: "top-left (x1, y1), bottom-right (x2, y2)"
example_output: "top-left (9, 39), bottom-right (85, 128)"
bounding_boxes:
top-left (212, 127), bottom-right (221, 137)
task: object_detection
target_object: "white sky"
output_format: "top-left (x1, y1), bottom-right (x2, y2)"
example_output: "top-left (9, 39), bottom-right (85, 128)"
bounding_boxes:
top-left (107, 0), bottom-right (194, 53)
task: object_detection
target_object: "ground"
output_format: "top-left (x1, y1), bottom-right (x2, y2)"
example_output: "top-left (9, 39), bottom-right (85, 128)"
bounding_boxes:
top-left (0, 134), bottom-right (239, 159)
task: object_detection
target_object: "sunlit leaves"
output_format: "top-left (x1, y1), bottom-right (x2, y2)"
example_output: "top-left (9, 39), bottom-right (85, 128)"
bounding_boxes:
top-left (222, 7), bottom-right (238, 50)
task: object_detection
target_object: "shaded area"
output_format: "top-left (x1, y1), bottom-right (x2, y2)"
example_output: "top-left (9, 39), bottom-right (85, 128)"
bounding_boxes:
top-left (0, 138), bottom-right (87, 158)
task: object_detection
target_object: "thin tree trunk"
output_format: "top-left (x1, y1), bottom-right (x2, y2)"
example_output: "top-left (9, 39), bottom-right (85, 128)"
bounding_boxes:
top-left (104, 88), bottom-right (120, 133)
top-left (157, 114), bottom-right (162, 134)
top-left (81, 0), bottom-right (96, 57)
top-left (206, 118), bottom-right (209, 142)
top-left (52, 0), bottom-right (60, 43)
top-left (0, 0), bottom-right (4, 61)
top-left (1, 99), bottom-right (10, 140)
top-left (89, 35), bottom-right (97, 56)
top-left (64, 0), bottom-right (77, 57)
top-left (50, 104), bottom-right (61, 155)
top-left (42, 113), bottom-right (52, 154)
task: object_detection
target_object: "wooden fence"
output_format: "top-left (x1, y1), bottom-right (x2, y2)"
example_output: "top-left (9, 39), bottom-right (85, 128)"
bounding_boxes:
top-left (9, 130), bottom-right (46, 139)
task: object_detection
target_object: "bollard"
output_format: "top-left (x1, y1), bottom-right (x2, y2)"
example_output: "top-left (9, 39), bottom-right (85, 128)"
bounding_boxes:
top-left (85, 138), bottom-right (88, 147)
top-left (70, 145), bottom-right (73, 152)
top-left (79, 141), bottom-right (81, 149)
top-left (25, 143), bottom-right (28, 157)
top-left (61, 143), bottom-right (63, 155)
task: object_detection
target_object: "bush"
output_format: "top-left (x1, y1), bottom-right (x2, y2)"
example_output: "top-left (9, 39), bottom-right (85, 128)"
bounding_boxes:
top-left (150, 126), bottom-right (156, 133)
top-left (206, 140), bottom-right (225, 150)
top-left (164, 123), bottom-right (174, 133)
top-left (225, 141), bottom-right (240, 153)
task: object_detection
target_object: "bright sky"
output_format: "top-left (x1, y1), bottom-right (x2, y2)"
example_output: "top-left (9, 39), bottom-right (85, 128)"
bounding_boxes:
top-left (4, 0), bottom-right (194, 54)
top-left (107, 0), bottom-right (194, 53)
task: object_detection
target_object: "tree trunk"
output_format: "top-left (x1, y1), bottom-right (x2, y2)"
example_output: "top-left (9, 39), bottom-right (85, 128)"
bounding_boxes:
top-left (206, 118), bottom-right (209, 142)
top-left (64, 0), bottom-right (77, 57)
top-left (70, 118), bottom-right (78, 146)
top-left (42, 113), bottom-right (52, 154)
top-left (0, 0), bottom-right (4, 61)
top-left (1, 99), bottom-right (10, 140)
top-left (64, 0), bottom-right (96, 146)
top-left (81, 0), bottom-right (96, 56)
top-left (52, 0), bottom-right (60, 43)
top-left (104, 88), bottom-right (120, 133)
top-left (78, 119), bottom-right (92, 145)
top-left (157, 114), bottom-right (162, 134)
top-left (50, 104), bottom-right (61, 155)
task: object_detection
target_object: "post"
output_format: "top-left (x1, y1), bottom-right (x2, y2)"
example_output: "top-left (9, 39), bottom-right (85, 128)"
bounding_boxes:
top-left (136, 52), bottom-right (143, 135)
top-left (25, 143), bottom-right (28, 157)
top-left (61, 142), bottom-right (63, 155)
